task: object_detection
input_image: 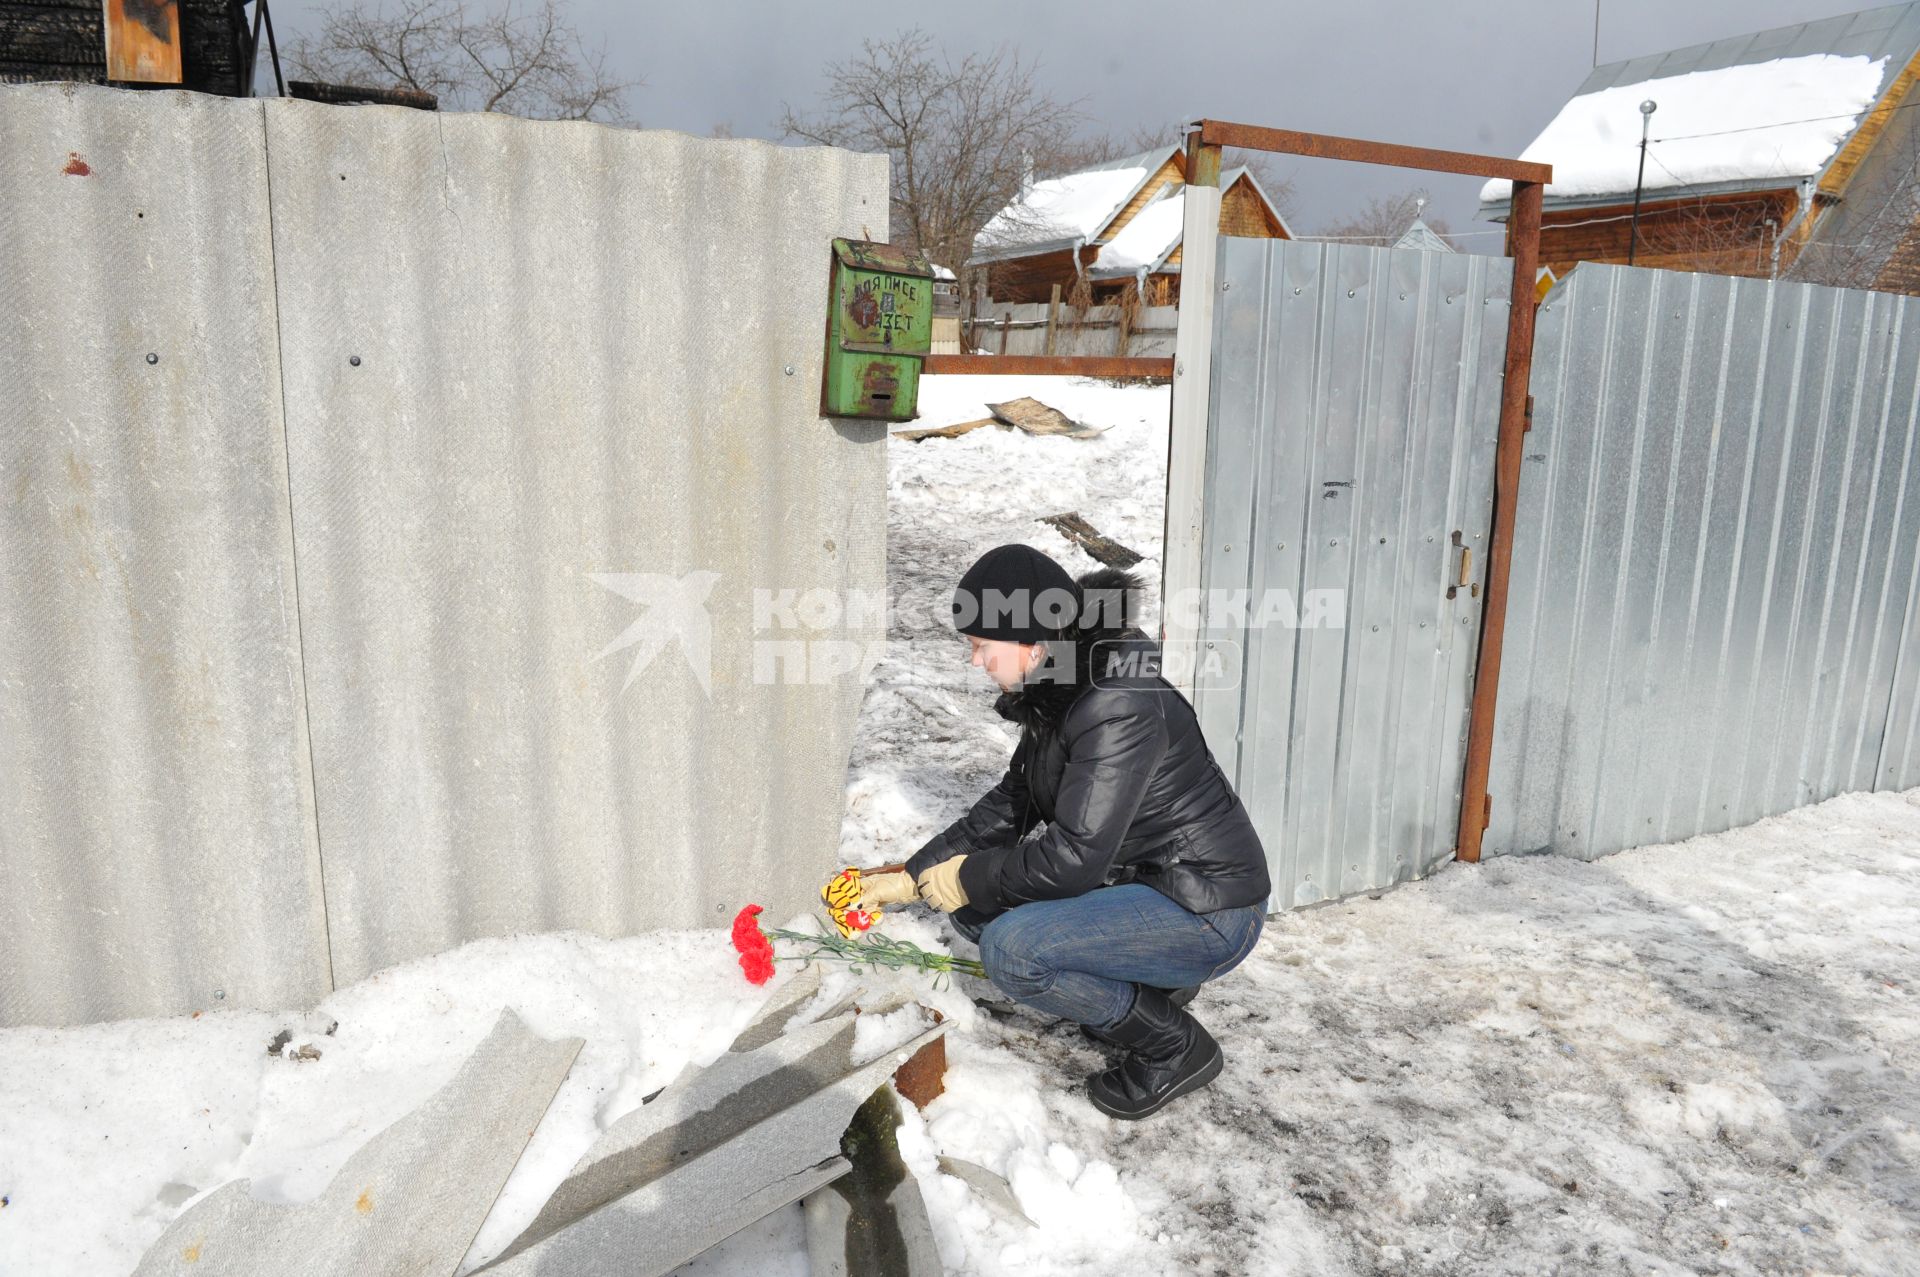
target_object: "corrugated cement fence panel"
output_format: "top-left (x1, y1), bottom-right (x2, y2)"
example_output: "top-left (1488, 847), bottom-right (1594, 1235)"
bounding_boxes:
top-left (1193, 238), bottom-right (1508, 908)
top-left (262, 103), bottom-right (891, 984)
top-left (0, 87), bottom-right (332, 1024)
top-left (1487, 264), bottom-right (1920, 860)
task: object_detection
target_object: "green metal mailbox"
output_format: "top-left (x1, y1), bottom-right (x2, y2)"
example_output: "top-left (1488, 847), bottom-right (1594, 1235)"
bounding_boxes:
top-left (821, 238), bottom-right (933, 421)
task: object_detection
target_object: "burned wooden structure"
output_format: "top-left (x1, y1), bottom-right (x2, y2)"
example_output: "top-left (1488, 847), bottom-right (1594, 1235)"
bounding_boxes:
top-left (2, 0), bottom-right (252, 93)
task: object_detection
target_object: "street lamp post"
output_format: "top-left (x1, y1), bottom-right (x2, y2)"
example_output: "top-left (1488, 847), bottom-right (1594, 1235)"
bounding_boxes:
top-left (1628, 99), bottom-right (1656, 266)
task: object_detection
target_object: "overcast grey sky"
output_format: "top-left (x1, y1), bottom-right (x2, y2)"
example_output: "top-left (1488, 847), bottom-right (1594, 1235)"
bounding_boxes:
top-left (273, 0), bottom-right (1879, 249)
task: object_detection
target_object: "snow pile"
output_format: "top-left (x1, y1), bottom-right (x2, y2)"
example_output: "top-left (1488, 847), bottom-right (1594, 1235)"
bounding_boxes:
top-left (0, 930), bottom-right (775, 1275)
top-left (975, 164), bottom-right (1146, 253)
top-left (0, 914), bottom-right (984, 1277)
top-left (1482, 53), bottom-right (1889, 203)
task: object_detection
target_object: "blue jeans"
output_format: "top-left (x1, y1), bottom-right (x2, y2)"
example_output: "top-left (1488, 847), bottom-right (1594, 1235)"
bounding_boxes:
top-left (949, 884), bottom-right (1266, 1032)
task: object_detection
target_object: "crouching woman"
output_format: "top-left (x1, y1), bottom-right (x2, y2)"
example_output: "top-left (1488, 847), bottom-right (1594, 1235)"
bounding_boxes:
top-left (867, 543), bottom-right (1271, 1119)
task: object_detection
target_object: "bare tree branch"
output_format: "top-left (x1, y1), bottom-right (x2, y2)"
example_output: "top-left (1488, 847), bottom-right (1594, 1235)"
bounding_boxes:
top-left (287, 0), bottom-right (640, 123)
top-left (780, 30), bottom-right (1089, 282)
top-left (1316, 188), bottom-right (1454, 246)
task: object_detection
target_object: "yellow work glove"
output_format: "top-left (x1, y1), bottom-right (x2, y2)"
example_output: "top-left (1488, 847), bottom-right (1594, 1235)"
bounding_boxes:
top-left (858, 870), bottom-right (919, 908)
top-left (915, 856), bottom-right (970, 913)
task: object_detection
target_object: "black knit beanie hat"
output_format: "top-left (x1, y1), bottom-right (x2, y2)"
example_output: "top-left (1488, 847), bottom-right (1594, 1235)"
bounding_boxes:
top-left (951, 543), bottom-right (1079, 644)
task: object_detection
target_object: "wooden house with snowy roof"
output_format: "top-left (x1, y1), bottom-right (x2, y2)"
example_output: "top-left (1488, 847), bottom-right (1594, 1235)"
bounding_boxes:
top-left (969, 144), bottom-right (1293, 304)
top-left (1479, 3), bottom-right (1920, 292)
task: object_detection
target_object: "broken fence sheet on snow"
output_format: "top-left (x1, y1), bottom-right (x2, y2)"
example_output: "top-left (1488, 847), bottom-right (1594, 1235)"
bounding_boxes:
top-left (892, 416), bottom-right (1001, 442)
top-left (987, 397), bottom-right (1108, 439)
top-left (1038, 512), bottom-right (1144, 569)
top-left (133, 1010), bottom-right (581, 1277)
top-left (936, 1154), bottom-right (1036, 1228)
top-left (474, 1009), bottom-right (945, 1275)
top-left (133, 972), bottom-right (945, 1277)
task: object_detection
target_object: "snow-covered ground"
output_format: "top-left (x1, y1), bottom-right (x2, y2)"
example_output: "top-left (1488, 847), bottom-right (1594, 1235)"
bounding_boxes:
top-left (4, 375), bottom-right (1917, 1276)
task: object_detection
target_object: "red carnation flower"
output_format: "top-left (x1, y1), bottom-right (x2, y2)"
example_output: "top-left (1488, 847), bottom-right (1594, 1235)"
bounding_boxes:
top-left (731, 903), bottom-right (777, 986)
top-left (739, 947), bottom-right (776, 985)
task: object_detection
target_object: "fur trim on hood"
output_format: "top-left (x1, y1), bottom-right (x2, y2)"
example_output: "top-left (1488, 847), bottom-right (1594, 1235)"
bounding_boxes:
top-left (993, 566), bottom-right (1147, 732)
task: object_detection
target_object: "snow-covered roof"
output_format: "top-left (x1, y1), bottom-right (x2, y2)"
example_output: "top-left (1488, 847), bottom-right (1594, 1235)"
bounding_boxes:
top-left (971, 145), bottom-right (1180, 263)
top-left (1393, 217), bottom-right (1455, 253)
top-left (1089, 188), bottom-right (1185, 277)
top-left (1480, 4), bottom-right (1920, 212)
top-left (1086, 166), bottom-right (1295, 280)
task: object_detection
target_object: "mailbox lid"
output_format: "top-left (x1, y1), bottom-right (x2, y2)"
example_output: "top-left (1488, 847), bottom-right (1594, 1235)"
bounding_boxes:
top-left (831, 239), bottom-right (934, 277)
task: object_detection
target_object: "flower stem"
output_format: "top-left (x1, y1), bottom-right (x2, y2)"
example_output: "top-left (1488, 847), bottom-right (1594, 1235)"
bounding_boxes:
top-left (766, 927), bottom-right (987, 980)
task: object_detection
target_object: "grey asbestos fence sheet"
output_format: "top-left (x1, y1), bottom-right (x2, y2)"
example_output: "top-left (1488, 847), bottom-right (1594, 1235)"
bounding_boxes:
top-left (1488, 264), bottom-right (1920, 860)
top-left (258, 101), bottom-right (891, 983)
top-left (134, 1010), bottom-right (582, 1277)
top-left (728, 963), bottom-right (825, 1054)
top-left (0, 86), bottom-right (330, 1026)
top-left (1194, 238), bottom-right (1506, 908)
top-left (522, 1012), bottom-right (860, 1240)
top-left (936, 1155), bottom-right (1034, 1226)
top-left (479, 1016), bottom-right (944, 1275)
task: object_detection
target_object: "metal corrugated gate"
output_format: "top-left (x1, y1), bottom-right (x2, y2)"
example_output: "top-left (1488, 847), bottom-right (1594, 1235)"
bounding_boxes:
top-left (1191, 238), bottom-right (1511, 908)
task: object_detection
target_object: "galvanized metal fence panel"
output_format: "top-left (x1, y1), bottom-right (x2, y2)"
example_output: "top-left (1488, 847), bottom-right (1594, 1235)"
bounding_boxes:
top-left (1487, 264), bottom-right (1920, 860)
top-left (1193, 238), bottom-right (1510, 908)
top-left (0, 87), bottom-right (332, 1024)
top-left (261, 103), bottom-right (890, 985)
top-left (1884, 561), bottom-right (1920, 787)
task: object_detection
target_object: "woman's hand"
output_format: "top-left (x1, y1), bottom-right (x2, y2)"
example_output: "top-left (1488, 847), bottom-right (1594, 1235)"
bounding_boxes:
top-left (916, 857), bottom-right (970, 913)
top-left (857, 870), bottom-right (919, 909)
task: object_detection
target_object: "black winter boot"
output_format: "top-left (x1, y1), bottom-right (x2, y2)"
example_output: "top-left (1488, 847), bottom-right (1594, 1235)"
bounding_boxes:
top-left (1080, 985), bottom-right (1198, 1047)
top-left (1084, 986), bottom-right (1223, 1119)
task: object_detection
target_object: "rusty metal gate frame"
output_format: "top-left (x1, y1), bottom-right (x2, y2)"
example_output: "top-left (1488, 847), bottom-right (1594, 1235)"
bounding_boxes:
top-left (1160, 119), bottom-right (1550, 867)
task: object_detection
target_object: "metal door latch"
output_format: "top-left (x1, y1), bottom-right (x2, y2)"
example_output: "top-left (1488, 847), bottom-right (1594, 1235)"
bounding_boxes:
top-left (1446, 530), bottom-right (1478, 599)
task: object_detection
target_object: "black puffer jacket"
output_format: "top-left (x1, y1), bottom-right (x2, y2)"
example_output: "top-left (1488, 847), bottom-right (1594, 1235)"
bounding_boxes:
top-left (905, 567), bottom-right (1271, 917)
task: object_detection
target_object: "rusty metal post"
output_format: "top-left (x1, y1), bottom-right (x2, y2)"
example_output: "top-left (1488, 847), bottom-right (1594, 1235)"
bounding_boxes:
top-left (1196, 121), bottom-right (1550, 185)
top-left (892, 1023), bottom-right (947, 1107)
top-left (924, 355), bottom-right (1171, 378)
top-left (1454, 179), bottom-right (1544, 863)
